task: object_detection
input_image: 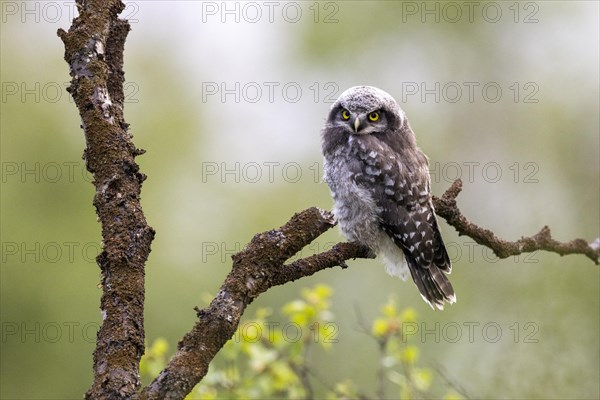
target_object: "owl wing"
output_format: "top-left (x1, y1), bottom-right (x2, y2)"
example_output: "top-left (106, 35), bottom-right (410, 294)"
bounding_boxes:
top-left (380, 199), bottom-right (455, 310)
top-left (352, 139), bottom-right (455, 309)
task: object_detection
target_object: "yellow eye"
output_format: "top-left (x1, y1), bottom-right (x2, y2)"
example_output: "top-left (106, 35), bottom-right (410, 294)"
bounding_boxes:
top-left (341, 109), bottom-right (351, 120)
top-left (368, 112), bottom-right (380, 122)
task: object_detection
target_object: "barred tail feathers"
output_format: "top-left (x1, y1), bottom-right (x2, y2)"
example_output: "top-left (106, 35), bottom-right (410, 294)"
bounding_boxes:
top-left (406, 256), bottom-right (456, 310)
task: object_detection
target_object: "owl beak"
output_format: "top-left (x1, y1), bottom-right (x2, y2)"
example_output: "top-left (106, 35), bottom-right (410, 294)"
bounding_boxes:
top-left (353, 117), bottom-right (361, 132)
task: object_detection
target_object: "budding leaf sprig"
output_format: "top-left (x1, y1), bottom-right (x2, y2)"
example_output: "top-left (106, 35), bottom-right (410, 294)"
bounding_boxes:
top-left (366, 296), bottom-right (464, 400)
top-left (140, 286), bottom-right (466, 399)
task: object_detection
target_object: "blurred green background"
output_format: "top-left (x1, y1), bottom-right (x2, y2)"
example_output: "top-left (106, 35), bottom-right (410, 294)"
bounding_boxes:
top-left (1, 1), bottom-right (598, 399)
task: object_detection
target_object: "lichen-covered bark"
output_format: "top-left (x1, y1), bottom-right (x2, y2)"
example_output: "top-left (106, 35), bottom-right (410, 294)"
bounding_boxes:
top-left (58, 1), bottom-right (154, 398)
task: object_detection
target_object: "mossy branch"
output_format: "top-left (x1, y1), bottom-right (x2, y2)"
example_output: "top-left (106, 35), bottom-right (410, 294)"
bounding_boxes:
top-left (58, 1), bottom-right (154, 398)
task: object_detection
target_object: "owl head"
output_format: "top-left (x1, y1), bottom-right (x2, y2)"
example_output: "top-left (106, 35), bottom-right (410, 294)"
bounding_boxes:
top-left (325, 86), bottom-right (405, 135)
top-left (323, 86), bottom-right (415, 155)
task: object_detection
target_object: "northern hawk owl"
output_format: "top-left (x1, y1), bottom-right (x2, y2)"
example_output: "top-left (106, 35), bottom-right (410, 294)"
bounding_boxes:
top-left (321, 86), bottom-right (455, 310)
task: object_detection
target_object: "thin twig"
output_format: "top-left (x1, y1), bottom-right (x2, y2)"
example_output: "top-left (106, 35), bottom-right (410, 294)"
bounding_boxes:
top-left (376, 339), bottom-right (388, 400)
top-left (352, 303), bottom-right (373, 337)
top-left (433, 179), bottom-right (599, 264)
top-left (430, 361), bottom-right (472, 399)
